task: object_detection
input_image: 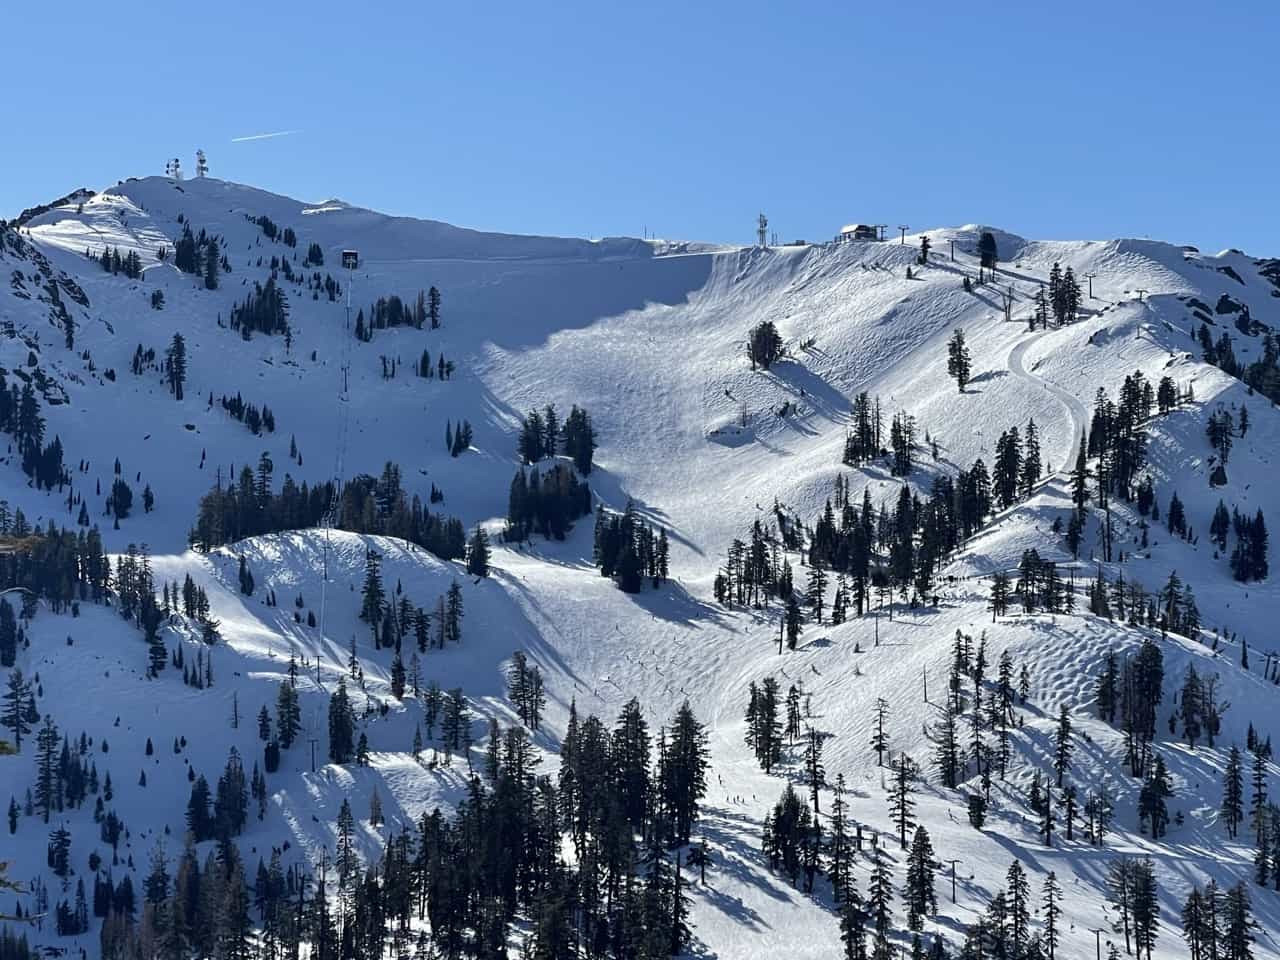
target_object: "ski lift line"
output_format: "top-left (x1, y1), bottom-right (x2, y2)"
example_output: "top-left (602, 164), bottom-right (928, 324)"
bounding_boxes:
top-left (317, 250), bottom-right (359, 653)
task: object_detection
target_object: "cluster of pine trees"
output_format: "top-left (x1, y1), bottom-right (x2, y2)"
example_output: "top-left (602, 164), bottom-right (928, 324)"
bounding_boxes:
top-left (92, 246), bottom-right (144, 279)
top-left (0, 926), bottom-right (34, 960)
top-left (356, 547), bottom-right (465, 674)
top-left (190, 462), bottom-right (467, 562)
top-left (504, 463), bottom-right (592, 543)
top-left (719, 458), bottom-right (1014, 626)
top-left (842, 392), bottom-right (898, 471)
top-left (353, 287), bottom-right (441, 340)
top-left (744, 676), bottom-right (813, 775)
top-left (592, 503), bottom-right (670, 593)
top-left (990, 548), bottom-right (1075, 616)
top-left (211, 393), bottom-right (275, 436)
top-left (229, 278), bottom-right (290, 339)
top-left (517, 403), bottom-right (597, 475)
top-left (1228, 510), bottom-right (1269, 583)
top-left (506, 651), bottom-right (545, 730)
top-left (215, 393), bottom-right (276, 435)
top-left (0, 522), bottom-right (109, 618)
top-left (0, 370), bottom-right (67, 491)
top-left (1087, 371), bottom-right (1155, 500)
top-left (126, 685), bottom-right (710, 960)
top-left (9, 711), bottom-right (107, 823)
top-left (173, 218), bottom-right (224, 290)
top-left (1206, 406), bottom-right (1242, 465)
top-left (1094, 638), bottom-right (1166, 777)
top-left (413, 347), bottom-right (454, 380)
top-left (1027, 262), bottom-right (1082, 329)
top-left (1199, 320), bottom-right (1280, 405)
top-left (1087, 567), bottom-right (1201, 637)
top-left (249, 213), bottom-right (297, 248)
top-left (747, 320), bottom-right (783, 370)
top-left (305, 270), bottom-right (342, 302)
top-left (444, 420), bottom-right (472, 457)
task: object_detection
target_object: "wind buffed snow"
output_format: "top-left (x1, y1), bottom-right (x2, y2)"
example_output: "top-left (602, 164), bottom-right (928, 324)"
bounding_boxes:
top-left (3, 175), bottom-right (1280, 958)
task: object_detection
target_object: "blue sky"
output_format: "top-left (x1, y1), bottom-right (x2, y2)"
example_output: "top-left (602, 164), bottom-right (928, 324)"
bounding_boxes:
top-left (6, 0), bottom-right (1277, 253)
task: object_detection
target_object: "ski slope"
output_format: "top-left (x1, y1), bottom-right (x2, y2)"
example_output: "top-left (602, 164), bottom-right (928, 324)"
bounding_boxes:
top-left (3, 175), bottom-right (1280, 958)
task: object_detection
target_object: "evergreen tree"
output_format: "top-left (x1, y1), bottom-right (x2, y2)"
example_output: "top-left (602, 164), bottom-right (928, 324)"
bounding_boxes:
top-left (903, 825), bottom-right (937, 931)
top-left (1223, 745), bottom-right (1245, 839)
top-left (327, 678), bottom-right (356, 764)
top-left (466, 526), bottom-right (490, 577)
top-left (1, 670), bottom-right (33, 752)
top-left (359, 548), bottom-right (385, 624)
top-left (947, 329), bottom-right (971, 393)
top-left (1053, 705), bottom-right (1073, 786)
top-left (888, 752), bottom-right (918, 848)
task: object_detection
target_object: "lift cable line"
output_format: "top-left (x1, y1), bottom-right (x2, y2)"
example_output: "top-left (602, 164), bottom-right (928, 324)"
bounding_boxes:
top-left (317, 249), bottom-right (360, 672)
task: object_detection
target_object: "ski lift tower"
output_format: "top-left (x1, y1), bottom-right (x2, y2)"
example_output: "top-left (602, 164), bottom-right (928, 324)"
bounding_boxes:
top-left (195, 149), bottom-right (208, 178)
top-left (757, 213), bottom-right (768, 248)
top-left (341, 250), bottom-right (358, 394)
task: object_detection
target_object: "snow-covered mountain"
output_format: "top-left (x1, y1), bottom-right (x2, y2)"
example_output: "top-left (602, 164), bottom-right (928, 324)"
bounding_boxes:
top-left (2, 174), bottom-right (1280, 960)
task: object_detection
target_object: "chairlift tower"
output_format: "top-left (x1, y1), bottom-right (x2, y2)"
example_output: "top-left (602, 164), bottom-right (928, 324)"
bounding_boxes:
top-left (876, 224), bottom-right (888, 242)
top-left (898, 225), bottom-right (910, 245)
top-left (195, 149), bottom-right (208, 178)
top-left (757, 213), bottom-right (768, 248)
top-left (1083, 272), bottom-right (1097, 298)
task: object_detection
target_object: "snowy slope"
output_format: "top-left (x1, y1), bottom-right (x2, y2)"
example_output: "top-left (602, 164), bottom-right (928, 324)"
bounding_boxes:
top-left (3, 175), bottom-right (1280, 958)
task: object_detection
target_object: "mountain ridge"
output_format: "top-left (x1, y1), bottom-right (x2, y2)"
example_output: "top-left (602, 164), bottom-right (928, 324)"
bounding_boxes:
top-left (1, 172), bottom-right (1279, 960)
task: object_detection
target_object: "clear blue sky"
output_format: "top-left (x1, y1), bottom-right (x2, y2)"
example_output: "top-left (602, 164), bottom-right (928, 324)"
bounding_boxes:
top-left (7, 0), bottom-right (1277, 254)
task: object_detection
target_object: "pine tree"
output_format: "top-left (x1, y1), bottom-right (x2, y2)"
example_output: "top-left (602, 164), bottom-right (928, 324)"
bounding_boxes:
top-left (1223, 745), bottom-right (1244, 839)
top-left (785, 592), bottom-right (803, 650)
top-left (1006, 860), bottom-right (1032, 959)
top-left (803, 725), bottom-right (825, 812)
top-left (327, 678), bottom-right (355, 764)
top-left (1222, 881), bottom-right (1256, 960)
top-left (1, 670), bottom-right (33, 752)
top-left (903, 825), bottom-right (936, 931)
top-left (466, 527), bottom-right (490, 578)
top-left (1251, 748), bottom-right (1269, 846)
top-left (868, 842), bottom-right (894, 954)
top-left (1043, 871), bottom-right (1062, 960)
top-left (887, 752), bottom-right (918, 848)
top-left (839, 881), bottom-right (869, 960)
top-left (276, 681), bottom-right (300, 749)
top-left (870, 698), bottom-right (890, 766)
top-left (947, 329), bottom-right (971, 393)
top-left (989, 570), bottom-right (1011, 621)
top-left (359, 549), bottom-right (384, 623)
top-left (34, 717), bottom-right (59, 822)
top-left (1053, 705), bottom-right (1073, 786)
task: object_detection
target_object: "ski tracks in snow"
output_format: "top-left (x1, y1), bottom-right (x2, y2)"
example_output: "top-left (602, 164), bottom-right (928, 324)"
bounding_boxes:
top-left (1007, 332), bottom-right (1087, 478)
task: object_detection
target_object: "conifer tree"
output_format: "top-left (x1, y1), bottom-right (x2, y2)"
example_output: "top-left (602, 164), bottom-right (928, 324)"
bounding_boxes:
top-left (466, 527), bottom-right (491, 578)
top-left (327, 678), bottom-right (355, 764)
top-left (903, 825), bottom-right (936, 931)
top-left (1223, 745), bottom-right (1244, 839)
top-left (1053, 705), bottom-right (1073, 786)
top-left (888, 751), bottom-right (918, 848)
top-left (803, 725), bottom-right (825, 812)
top-left (947, 329), bottom-right (971, 393)
top-left (870, 697), bottom-right (889, 767)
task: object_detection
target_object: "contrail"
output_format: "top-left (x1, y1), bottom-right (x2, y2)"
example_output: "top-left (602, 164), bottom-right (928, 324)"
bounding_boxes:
top-left (230, 130), bottom-right (301, 143)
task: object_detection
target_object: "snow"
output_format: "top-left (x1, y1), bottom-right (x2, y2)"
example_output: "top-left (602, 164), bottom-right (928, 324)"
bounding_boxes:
top-left (3, 174), bottom-right (1280, 957)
